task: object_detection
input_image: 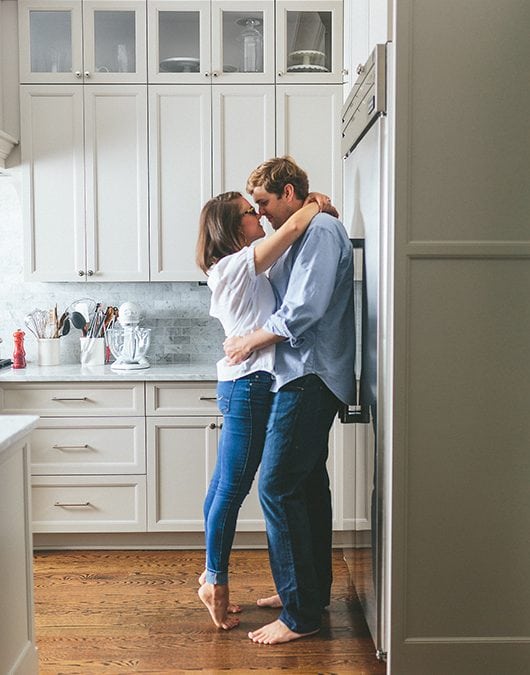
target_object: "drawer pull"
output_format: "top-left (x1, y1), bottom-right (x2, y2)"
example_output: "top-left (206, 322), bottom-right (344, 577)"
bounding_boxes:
top-left (54, 501), bottom-right (92, 508)
top-left (51, 397), bottom-right (89, 402)
top-left (199, 396), bottom-right (217, 401)
top-left (52, 444), bottom-right (90, 451)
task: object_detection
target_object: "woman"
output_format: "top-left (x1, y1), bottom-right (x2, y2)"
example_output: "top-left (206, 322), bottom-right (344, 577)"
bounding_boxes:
top-left (195, 190), bottom-right (331, 630)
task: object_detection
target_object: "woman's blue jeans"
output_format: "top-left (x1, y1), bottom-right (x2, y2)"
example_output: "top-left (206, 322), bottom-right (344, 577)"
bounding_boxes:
top-left (203, 371), bottom-right (273, 585)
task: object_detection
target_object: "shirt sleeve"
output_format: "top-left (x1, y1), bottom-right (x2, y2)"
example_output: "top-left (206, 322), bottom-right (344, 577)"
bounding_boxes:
top-left (262, 225), bottom-right (341, 347)
top-left (207, 246), bottom-right (257, 320)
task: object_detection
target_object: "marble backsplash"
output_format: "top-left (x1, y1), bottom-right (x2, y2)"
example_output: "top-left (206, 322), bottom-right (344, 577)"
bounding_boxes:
top-left (0, 171), bottom-right (225, 366)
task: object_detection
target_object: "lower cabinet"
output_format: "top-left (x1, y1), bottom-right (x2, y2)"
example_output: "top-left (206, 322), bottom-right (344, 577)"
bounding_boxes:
top-left (0, 426), bottom-right (38, 675)
top-left (0, 380), bottom-right (353, 539)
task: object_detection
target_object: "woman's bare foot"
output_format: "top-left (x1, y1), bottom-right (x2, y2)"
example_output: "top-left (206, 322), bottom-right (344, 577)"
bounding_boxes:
top-left (198, 582), bottom-right (240, 630)
top-left (256, 593), bottom-right (282, 608)
top-left (248, 619), bottom-right (319, 644)
top-left (198, 570), bottom-right (241, 613)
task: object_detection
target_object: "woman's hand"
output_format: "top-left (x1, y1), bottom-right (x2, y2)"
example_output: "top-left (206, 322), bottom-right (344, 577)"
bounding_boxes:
top-left (304, 192), bottom-right (339, 218)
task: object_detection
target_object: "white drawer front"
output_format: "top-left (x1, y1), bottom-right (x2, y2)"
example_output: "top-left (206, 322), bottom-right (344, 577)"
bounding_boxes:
top-left (31, 475), bottom-right (147, 532)
top-left (146, 382), bottom-right (218, 415)
top-left (31, 418), bottom-right (146, 475)
top-left (0, 383), bottom-right (145, 416)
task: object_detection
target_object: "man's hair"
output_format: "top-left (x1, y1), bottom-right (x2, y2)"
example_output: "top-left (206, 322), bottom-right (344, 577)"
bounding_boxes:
top-left (246, 156), bottom-right (309, 201)
top-left (196, 191), bottom-right (244, 273)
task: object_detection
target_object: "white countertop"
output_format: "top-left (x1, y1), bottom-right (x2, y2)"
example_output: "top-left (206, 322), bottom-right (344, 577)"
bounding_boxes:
top-left (0, 415), bottom-right (39, 454)
top-left (0, 363), bottom-right (217, 382)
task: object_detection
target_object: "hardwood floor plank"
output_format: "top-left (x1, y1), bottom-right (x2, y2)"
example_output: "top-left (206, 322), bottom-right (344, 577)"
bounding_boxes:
top-left (34, 549), bottom-right (386, 674)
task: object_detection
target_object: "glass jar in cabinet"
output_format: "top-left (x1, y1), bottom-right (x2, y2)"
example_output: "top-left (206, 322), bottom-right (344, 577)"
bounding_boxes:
top-left (276, 0), bottom-right (343, 83)
top-left (18, 0), bottom-right (147, 84)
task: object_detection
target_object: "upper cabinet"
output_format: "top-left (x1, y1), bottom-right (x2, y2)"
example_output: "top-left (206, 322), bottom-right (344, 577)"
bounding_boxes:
top-left (18, 0), bottom-right (147, 83)
top-left (148, 0), bottom-right (274, 84)
top-left (276, 0), bottom-right (343, 83)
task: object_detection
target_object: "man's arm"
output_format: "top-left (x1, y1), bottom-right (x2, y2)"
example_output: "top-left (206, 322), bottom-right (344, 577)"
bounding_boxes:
top-left (224, 329), bottom-right (284, 365)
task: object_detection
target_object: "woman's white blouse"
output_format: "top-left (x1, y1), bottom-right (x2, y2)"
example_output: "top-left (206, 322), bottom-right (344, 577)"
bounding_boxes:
top-left (208, 244), bottom-right (276, 381)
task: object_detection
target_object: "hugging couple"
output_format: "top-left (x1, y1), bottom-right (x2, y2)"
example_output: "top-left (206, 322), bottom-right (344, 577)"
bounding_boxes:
top-left (195, 156), bottom-right (354, 644)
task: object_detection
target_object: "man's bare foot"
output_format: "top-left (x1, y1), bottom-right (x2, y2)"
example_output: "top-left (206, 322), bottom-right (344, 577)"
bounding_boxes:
top-left (248, 619), bottom-right (319, 644)
top-left (198, 570), bottom-right (241, 614)
top-left (198, 582), bottom-right (240, 630)
top-left (256, 593), bottom-right (282, 608)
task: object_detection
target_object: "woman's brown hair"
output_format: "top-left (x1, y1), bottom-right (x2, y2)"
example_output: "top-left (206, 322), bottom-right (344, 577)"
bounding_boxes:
top-left (196, 191), bottom-right (244, 273)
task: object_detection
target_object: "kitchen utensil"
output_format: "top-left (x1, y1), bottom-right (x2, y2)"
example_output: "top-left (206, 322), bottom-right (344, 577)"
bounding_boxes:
top-left (288, 49), bottom-right (326, 66)
top-left (70, 311), bottom-right (87, 331)
top-left (106, 302), bottom-right (151, 370)
top-left (286, 64), bottom-right (328, 72)
top-left (159, 56), bottom-right (200, 73)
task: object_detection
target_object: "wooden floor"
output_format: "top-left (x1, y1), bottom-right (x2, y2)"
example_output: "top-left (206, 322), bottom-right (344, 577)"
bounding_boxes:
top-left (33, 549), bottom-right (386, 674)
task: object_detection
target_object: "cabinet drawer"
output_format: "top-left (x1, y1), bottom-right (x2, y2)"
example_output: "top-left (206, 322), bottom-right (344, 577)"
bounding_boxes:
top-left (31, 418), bottom-right (146, 475)
top-left (0, 382), bottom-right (145, 416)
top-left (31, 475), bottom-right (147, 532)
top-left (146, 382), bottom-right (218, 415)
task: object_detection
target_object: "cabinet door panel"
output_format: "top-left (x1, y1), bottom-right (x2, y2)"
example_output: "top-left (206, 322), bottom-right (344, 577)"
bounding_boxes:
top-left (84, 85), bottom-right (149, 280)
top-left (212, 85), bottom-right (275, 197)
top-left (211, 0), bottom-right (274, 83)
top-left (18, 0), bottom-right (83, 84)
top-left (20, 85), bottom-right (85, 281)
top-left (83, 0), bottom-right (147, 82)
top-left (31, 417), bottom-right (146, 475)
top-left (148, 0), bottom-right (211, 84)
top-left (147, 417), bottom-right (218, 531)
top-left (32, 475), bottom-right (147, 532)
top-left (149, 85), bottom-right (211, 281)
top-left (276, 84), bottom-right (343, 211)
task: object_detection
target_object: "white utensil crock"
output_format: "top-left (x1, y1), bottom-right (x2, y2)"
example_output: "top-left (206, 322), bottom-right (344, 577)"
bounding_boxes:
top-left (38, 338), bottom-right (60, 366)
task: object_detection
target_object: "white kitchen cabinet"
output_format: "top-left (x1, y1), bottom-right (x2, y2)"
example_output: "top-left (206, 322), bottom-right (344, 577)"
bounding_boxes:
top-left (148, 0), bottom-right (274, 84)
top-left (276, 84), bottom-right (343, 208)
top-left (21, 84), bottom-right (149, 281)
top-left (0, 382), bottom-right (147, 534)
top-left (149, 84), bottom-right (274, 281)
top-left (146, 382), bottom-right (266, 531)
top-left (0, 421), bottom-right (39, 675)
top-left (276, 0), bottom-right (343, 83)
top-left (18, 0), bottom-right (147, 84)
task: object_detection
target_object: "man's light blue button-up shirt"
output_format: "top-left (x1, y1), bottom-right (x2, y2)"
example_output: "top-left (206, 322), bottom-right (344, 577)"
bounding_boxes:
top-left (263, 212), bottom-right (356, 405)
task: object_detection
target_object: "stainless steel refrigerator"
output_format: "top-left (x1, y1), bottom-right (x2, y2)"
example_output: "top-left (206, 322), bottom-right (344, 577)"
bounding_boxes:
top-left (340, 43), bottom-right (390, 663)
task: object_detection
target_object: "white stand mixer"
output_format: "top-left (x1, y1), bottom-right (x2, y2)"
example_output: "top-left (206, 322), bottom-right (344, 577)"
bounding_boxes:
top-left (106, 302), bottom-right (151, 370)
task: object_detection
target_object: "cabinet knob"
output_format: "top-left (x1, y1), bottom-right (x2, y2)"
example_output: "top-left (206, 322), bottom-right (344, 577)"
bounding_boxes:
top-left (87, 270), bottom-right (94, 276)
top-left (204, 72), bottom-right (210, 77)
top-left (212, 71), bottom-right (219, 78)
top-left (208, 422), bottom-right (216, 429)
top-left (277, 71), bottom-right (283, 77)
top-left (84, 71), bottom-right (91, 78)
top-left (78, 270), bottom-right (85, 276)
top-left (341, 68), bottom-right (349, 76)
top-left (75, 70), bottom-right (82, 79)
top-left (356, 64), bottom-right (365, 75)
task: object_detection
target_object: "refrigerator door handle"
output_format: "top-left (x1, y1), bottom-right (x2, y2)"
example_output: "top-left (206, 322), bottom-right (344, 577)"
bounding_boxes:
top-left (339, 238), bottom-right (370, 424)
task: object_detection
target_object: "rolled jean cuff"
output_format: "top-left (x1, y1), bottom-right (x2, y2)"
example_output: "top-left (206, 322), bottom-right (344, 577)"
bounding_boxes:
top-left (205, 569), bottom-right (228, 585)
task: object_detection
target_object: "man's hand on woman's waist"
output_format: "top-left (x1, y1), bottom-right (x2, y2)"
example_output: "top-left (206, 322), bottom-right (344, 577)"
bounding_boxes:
top-left (223, 329), bottom-right (283, 365)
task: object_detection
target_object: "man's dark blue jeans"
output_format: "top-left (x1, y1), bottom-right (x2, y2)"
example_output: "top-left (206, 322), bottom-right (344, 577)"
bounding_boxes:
top-left (258, 374), bottom-right (340, 633)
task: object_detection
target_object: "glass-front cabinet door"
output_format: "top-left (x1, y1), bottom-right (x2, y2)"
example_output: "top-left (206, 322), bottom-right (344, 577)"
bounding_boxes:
top-left (19, 0), bottom-right (83, 83)
top-left (148, 1), bottom-right (210, 84)
top-left (83, 1), bottom-right (146, 82)
top-left (211, 1), bottom-right (274, 83)
top-left (276, 0), bottom-right (343, 83)
top-left (19, 0), bottom-right (146, 83)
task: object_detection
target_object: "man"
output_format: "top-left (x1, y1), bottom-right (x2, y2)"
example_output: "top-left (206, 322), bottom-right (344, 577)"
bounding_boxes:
top-left (224, 156), bottom-right (355, 644)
